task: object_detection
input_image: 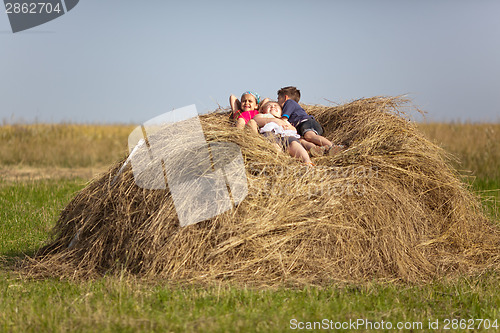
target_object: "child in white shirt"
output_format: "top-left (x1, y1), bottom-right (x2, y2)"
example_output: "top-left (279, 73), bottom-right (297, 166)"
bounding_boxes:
top-left (254, 102), bottom-right (317, 166)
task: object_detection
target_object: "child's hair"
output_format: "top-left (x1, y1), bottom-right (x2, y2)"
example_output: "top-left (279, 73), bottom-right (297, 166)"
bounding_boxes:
top-left (277, 86), bottom-right (301, 102)
top-left (241, 91), bottom-right (261, 104)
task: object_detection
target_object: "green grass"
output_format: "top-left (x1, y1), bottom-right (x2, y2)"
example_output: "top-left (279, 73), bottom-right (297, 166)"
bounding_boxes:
top-left (1, 178), bottom-right (499, 332)
top-left (467, 178), bottom-right (500, 222)
top-left (1, 271), bottom-right (499, 332)
top-left (1, 123), bottom-right (499, 332)
top-left (0, 179), bottom-right (85, 257)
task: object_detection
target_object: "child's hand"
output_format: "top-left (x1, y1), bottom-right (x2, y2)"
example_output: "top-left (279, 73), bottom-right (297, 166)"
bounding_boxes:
top-left (282, 122), bottom-right (296, 131)
top-left (273, 118), bottom-right (288, 127)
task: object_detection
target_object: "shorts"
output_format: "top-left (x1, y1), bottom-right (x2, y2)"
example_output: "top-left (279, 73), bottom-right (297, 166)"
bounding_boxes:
top-left (237, 110), bottom-right (259, 124)
top-left (262, 132), bottom-right (300, 149)
top-left (296, 118), bottom-right (324, 136)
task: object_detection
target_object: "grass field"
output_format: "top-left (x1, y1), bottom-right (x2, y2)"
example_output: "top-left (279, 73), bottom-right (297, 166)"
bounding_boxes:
top-left (1, 123), bottom-right (499, 332)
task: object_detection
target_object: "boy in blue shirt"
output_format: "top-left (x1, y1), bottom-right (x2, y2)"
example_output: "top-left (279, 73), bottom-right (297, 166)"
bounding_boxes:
top-left (277, 86), bottom-right (343, 156)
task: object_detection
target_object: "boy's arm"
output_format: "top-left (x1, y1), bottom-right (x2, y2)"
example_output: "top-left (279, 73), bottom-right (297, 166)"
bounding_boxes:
top-left (280, 100), bottom-right (302, 127)
top-left (282, 119), bottom-right (296, 132)
top-left (281, 99), bottom-right (292, 119)
top-left (280, 115), bottom-right (293, 129)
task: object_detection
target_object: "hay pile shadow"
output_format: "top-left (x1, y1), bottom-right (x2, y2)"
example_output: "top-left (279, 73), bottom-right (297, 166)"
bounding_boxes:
top-left (24, 96), bottom-right (500, 285)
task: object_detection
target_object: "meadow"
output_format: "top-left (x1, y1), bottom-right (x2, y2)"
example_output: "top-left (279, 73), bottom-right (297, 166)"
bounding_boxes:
top-left (1, 122), bottom-right (499, 332)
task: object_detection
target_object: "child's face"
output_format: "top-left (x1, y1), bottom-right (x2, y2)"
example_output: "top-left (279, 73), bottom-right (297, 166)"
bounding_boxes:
top-left (277, 94), bottom-right (287, 107)
top-left (240, 94), bottom-right (258, 112)
top-left (261, 102), bottom-right (282, 118)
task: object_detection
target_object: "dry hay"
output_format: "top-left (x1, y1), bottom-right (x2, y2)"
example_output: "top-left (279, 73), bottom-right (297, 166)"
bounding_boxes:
top-left (23, 96), bottom-right (500, 285)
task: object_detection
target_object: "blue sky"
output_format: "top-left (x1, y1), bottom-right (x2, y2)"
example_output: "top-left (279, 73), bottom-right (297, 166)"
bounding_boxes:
top-left (1, 0), bottom-right (499, 124)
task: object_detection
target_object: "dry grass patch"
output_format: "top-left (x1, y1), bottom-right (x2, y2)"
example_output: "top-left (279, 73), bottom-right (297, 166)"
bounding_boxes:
top-left (0, 166), bottom-right (108, 182)
top-left (22, 97), bottom-right (500, 286)
top-left (417, 123), bottom-right (500, 180)
top-left (0, 124), bottom-right (134, 168)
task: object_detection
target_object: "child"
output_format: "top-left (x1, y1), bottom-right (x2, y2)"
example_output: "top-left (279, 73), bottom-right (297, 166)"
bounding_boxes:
top-left (229, 91), bottom-right (269, 131)
top-left (254, 101), bottom-right (315, 166)
top-left (277, 86), bottom-right (344, 156)
top-left (255, 101), bottom-right (326, 157)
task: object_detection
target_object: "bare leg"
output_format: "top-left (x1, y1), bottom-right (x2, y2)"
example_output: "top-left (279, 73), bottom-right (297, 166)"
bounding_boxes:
top-left (288, 140), bottom-right (313, 164)
top-left (246, 119), bottom-right (258, 133)
top-left (299, 138), bottom-right (325, 157)
top-left (303, 133), bottom-right (345, 156)
top-left (299, 139), bottom-right (317, 150)
top-left (235, 118), bottom-right (246, 129)
top-left (303, 131), bottom-right (333, 147)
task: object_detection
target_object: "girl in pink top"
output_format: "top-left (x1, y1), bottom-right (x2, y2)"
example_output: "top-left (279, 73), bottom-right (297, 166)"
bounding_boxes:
top-left (229, 91), bottom-right (269, 131)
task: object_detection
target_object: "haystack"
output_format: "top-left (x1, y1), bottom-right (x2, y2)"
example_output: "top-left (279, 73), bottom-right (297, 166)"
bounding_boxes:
top-left (25, 96), bottom-right (500, 285)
